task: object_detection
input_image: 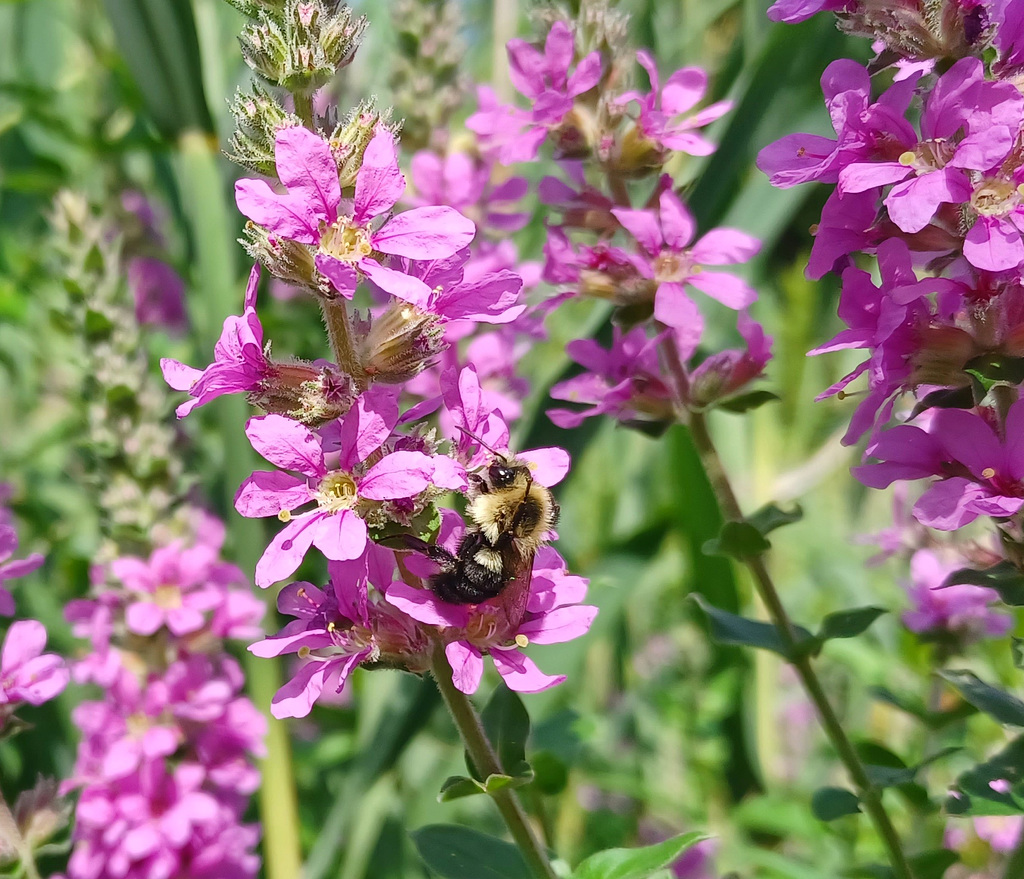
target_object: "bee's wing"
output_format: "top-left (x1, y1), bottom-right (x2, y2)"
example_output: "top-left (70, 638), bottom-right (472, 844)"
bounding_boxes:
top-left (492, 545), bottom-right (534, 633)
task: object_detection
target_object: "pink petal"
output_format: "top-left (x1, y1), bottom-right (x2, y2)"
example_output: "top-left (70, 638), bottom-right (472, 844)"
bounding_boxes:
top-left (359, 451), bottom-right (436, 499)
top-left (567, 51), bottom-right (602, 98)
top-left (964, 216), bottom-right (1024, 272)
top-left (354, 128), bottom-right (406, 223)
top-left (691, 228), bottom-right (761, 265)
top-left (234, 470), bottom-right (309, 518)
top-left (386, 582), bottom-right (470, 627)
top-left (371, 207), bottom-right (476, 259)
top-left (518, 605), bottom-right (598, 644)
top-left (445, 641), bottom-right (484, 694)
top-left (248, 627), bottom-right (334, 658)
top-left (359, 259), bottom-right (434, 302)
top-left (544, 21), bottom-right (575, 84)
top-left (270, 660), bottom-right (330, 719)
top-left (838, 162), bottom-right (909, 194)
top-left (611, 207), bottom-right (663, 254)
top-left (245, 414), bottom-right (325, 476)
top-left (275, 126), bottom-right (341, 224)
top-left (310, 510), bottom-right (368, 561)
top-left (234, 179), bottom-right (319, 244)
top-left (658, 190), bottom-right (695, 250)
top-left (653, 281), bottom-right (699, 328)
top-left (254, 515), bottom-right (318, 588)
top-left (125, 602), bottom-right (164, 637)
top-left (2, 620), bottom-right (45, 669)
top-left (661, 66), bottom-right (707, 115)
top-left (160, 358), bottom-right (202, 392)
top-left (886, 168), bottom-right (972, 234)
top-left (491, 648), bottom-right (565, 693)
top-left (518, 447), bottom-right (571, 487)
top-left (315, 254), bottom-right (359, 299)
top-left (687, 271), bottom-right (757, 309)
top-left (914, 478), bottom-right (985, 531)
top-left (324, 384), bottom-right (398, 470)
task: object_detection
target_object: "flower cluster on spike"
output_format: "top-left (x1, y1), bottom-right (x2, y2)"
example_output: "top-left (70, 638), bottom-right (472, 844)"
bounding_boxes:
top-left (61, 513), bottom-right (265, 879)
top-left (760, 0), bottom-right (1024, 637)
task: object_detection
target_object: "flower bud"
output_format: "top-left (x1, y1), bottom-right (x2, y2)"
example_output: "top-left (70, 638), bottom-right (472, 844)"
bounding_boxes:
top-left (228, 83), bottom-right (299, 177)
top-left (254, 362), bottom-right (358, 426)
top-left (329, 102), bottom-right (398, 189)
top-left (242, 221), bottom-right (319, 290)
top-left (357, 299), bottom-right (447, 384)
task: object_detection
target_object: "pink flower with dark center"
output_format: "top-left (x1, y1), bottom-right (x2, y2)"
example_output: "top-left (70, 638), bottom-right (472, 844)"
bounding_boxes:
top-left (616, 50), bottom-right (732, 156)
top-left (235, 126), bottom-right (475, 300)
top-left (855, 400), bottom-right (1024, 530)
top-left (612, 189), bottom-right (760, 337)
top-left (386, 512), bottom-right (596, 694)
top-left (235, 387), bottom-right (465, 587)
top-left (161, 264), bottom-right (269, 418)
top-left (0, 524), bottom-right (43, 616)
top-left (0, 621), bottom-right (68, 721)
top-left (548, 326), bottom-right (675, 428)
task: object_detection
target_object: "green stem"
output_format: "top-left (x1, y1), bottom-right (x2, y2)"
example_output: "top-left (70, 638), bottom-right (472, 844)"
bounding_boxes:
top-left (0, 785), bottom-right (39, 879)
top-left (320, 297), bottom-right (366, 388)
top-left (684, 407), bottom-right (915, 879)
top-left (429, 643), bottom-right (558, 879)
top-left (293, 90), bottom-right (315, 129)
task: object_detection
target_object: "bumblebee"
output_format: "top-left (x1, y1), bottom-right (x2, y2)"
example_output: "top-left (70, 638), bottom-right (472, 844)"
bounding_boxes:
top-left (414, 451), bottom-right (559, 605)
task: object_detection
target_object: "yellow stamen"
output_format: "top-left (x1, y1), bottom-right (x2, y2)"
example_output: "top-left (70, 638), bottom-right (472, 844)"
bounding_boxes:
top-left (514, 633), bottom-right (529, 648)
top-left (982, 467), bottom-right (997, 479)
top-left (278, 509), bottom-right (292, 522)
top-left (898, 150), bottom-right (917, 166)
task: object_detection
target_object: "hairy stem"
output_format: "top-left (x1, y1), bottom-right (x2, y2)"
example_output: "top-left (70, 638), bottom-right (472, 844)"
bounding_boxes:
top-left (320, 297), bottom-right (366, 389)
top-left (293, 89), bottom-right (315, 129)
top-left (429, 644), bottom-right (558, 879)
top-left (664, 338), bottom-right (916, 879)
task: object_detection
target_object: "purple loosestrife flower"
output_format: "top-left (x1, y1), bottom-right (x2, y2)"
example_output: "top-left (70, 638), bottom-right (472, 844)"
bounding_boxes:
top-left (250, 547), bottom-right (431, 718)
top-left (235, 126), bottom-right (475, 300)
top-left (128, 257), bottom-right (188, 335)
top-left (408, 151), bottom-right (530, 235)
top-left (611, 189), bottom-right (760, 340)
top-left (547, 326), bottom-right (675, 428)
top-left (235, 386), bottom-right (465, 587)
top-left (0, 524), bottom-right (43, 616)
top-left (387, 512), bottom-right (596, 694)
top-left (0, 621), bottom-right (68, 725)
top-left (161, 265), bottom-right (268, 418)
top-left (467, 22), bottom-right (602, 163)
top-left (616, 50), bottom-right (732, 157)
top-left (837, 58), bottom-right (1024, 235)
top-left (855, 399), bottom-right (1024, 529)
top-left (902, 548), bottom-right (1012, 640)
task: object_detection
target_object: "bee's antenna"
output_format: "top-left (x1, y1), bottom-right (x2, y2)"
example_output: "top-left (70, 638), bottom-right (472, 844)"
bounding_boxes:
top-left (455, 425), bottom-right (505, 459)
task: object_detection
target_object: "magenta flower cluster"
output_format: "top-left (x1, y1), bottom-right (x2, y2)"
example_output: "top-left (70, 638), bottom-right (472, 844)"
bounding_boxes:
top-left (62, 516), bottom-right (265, 879)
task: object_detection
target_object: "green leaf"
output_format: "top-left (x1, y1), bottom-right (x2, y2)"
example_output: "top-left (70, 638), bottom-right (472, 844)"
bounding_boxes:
top-left (944, 561), bottom-right (1024, 606)
top-left (817, 606), bottom-right (887, 642)
top-left (411, 825), bottom-right (532, 879)
top-left (572, 832), bottom-right (706, 879)
top-left (715, 389), bottom-right (780, 413)
top-left (940, 670), bottom-right (1024, 726)
top-left (811, 787), bottom-right (861, 821)
top-left (530, 750), bottom-right (569, 795)
top-left (949, 734), bottom-right (1024, 814)
top-left (702, 521), bottom-right (770, 558)
top-left (481, 683), bottom-right (531, 775)
top-left (1014, 638), bottom-right (1024, 670)
top-left (691, 595), bottom-right (814, 659)
top-left (869, 686), bottom-right (976, 730)
top-left (438, 771), bottom-right (534, 802)
top-left (844, 849), bottom-right (958, 879)
top-left (745, 502), bottom-right (804, 536)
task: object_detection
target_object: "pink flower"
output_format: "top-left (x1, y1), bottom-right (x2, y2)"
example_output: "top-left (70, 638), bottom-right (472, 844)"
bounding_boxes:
top-left (235, 126), bottom-right (475, 300)
top-left (611, 189), bottom-right (760, 336)
top-left (467, 22), bottom-right (602, 163)
top-left (387, 515), bottom-right (596, 694)
top-left (110, 543), bottom-right (235, 638)
top-left (548, 325), bottom-right (675, 428)
top-left (0, 524), bottom-right (43, 616)
top-left (855, 400), bottom-right (1024, 530)
top-left (249, 548), bottom-right (430, 718)
top-left (129, 257), bottom-right (188, 335)
top-left (235, 387), bottom-right (463, 586)
top-left (161, 264), bottom-right (269, 418)
top-left (0, 620), bottom-right (68, 719)
top-left (616, 50), bottom-right (732, 156)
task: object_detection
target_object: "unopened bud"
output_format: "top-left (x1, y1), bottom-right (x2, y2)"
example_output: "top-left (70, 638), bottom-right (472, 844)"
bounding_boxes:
top-left (242, 221), bottom-right (319, 290)
top-left (357, 299), bottom-right (446, 384)
top-left (330, 102), bottom-right (399, 188)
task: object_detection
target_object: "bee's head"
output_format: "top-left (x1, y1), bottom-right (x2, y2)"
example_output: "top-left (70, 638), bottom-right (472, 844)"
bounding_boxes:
top-left (487, 458), bottom-right (520, 489)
